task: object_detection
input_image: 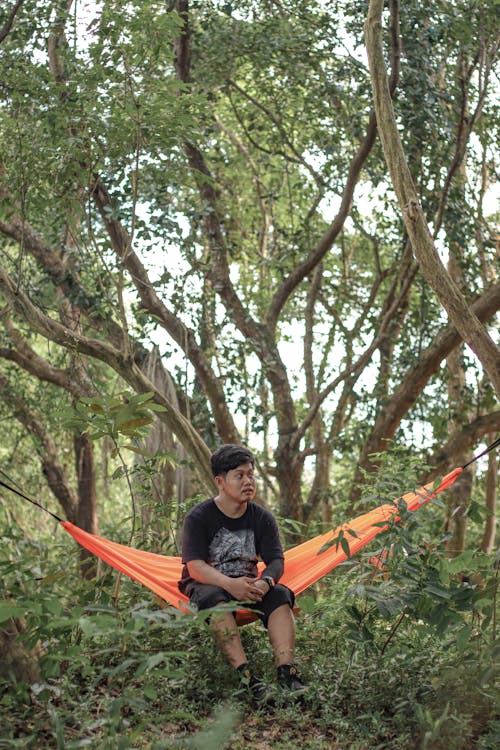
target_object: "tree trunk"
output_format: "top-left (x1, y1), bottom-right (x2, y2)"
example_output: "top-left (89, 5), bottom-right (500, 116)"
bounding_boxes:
top-left (275, 440), bottom-right (303, 533)
top-left (444, 186), bottom-right (475, 555)
top-left (481, 440), bottom-right (497, 553)
top-left (74, 434), bottom-right (98, 578)
top-left (365, 0), bottom-right (500, 397)
top-left (305, 443), bottom-right (332, 525)
top-left (0, 617), bottom-right (42, 684)
top-left (444, 461), bottom-right (474, 556)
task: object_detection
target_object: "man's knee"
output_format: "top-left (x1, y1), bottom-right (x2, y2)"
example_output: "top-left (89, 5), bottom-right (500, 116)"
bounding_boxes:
top-left (267, 583), bottom-right (295, 609)
top-left (188, 583), bottom-right (232, 610)
top-left (259, 584), bottom-right (295, 627)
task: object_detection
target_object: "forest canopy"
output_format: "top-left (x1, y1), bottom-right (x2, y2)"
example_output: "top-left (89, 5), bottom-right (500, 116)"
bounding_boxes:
top-left (0, 0), bottom-right (498, 538)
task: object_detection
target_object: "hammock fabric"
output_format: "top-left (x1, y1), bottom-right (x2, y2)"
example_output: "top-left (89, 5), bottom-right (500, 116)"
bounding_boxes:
top-left (61, 467), bottom-right (462, 625)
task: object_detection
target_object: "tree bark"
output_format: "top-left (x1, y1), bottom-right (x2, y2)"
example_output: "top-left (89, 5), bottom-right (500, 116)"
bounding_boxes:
top-left (0, 617), bottom-right (42, 684)
top-left (74, 433), bottom-right (98, 578)
top-left (365, 0), bottom-right (500, 397)
top-left (481, 439), bottom-right (497, 553)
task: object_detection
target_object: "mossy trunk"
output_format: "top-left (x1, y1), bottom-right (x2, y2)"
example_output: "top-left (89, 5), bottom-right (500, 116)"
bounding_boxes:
top-left (0, 617), bottom-right (42, 684)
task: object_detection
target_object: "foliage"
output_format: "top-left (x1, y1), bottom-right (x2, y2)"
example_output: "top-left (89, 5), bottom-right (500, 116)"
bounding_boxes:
top-left (0, 0), bottom-right (498, 525)
top-left (0, 1), bottom-right (498, 746)
top-left (1, 451), bottom-right (498, 748)
top-left (62, 391), bottom-right (167, 458)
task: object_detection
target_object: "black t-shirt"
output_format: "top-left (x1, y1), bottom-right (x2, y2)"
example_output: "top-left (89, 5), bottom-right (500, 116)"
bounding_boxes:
top-left (178, 498), bottom-right (284, 593)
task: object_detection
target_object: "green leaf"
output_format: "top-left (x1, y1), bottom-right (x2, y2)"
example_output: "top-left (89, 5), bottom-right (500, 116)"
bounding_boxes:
top-left (296, 594), bottom-right (317, 614)
top-left (447, 550), bottom-right (474, 574)
top-left (146, 403), bottom-right (168, 412)
top-left (455, 624), bottom-right (473, 652)
top-left (134, 652), bottom-right (169, 676)
top-left (0, 601), bottom-right (26, 622)
top-left (116, 416), bottom-right (153, 430)
top-left (423, 583), bottom-right (451, 600)
top-left (340, 537), bottom-right (351, 557)
top-left (121, 445), bottom-right (152, 456)
top-left (44, 598), bottom-right (63, 616)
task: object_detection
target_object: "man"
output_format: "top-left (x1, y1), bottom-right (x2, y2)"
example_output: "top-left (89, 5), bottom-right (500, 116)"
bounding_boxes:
top-left (178, 444), bottom-right (306, 701)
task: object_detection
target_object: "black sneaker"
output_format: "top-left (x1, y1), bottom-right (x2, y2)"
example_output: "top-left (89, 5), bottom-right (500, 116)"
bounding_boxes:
top-left (237, 663), bottom-right (270, 705)
top-left (277, 663), bottom-right (308, 696)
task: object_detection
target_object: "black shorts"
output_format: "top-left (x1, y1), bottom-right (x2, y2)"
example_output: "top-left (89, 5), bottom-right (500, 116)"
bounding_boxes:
top-left (184, 581), bottom-right (295, 628)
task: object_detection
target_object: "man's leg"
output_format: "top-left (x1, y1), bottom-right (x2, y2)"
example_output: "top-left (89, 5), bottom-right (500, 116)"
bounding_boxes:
top-left (210, 608), bottom-right (247, 668)
top-left (267, 603), bottom-right (296, 666)
top-left (267, 602), bottom-right (307, 695)
top-left (188, 583), bottom-right (268, 700)
top-left (211, 607), bottom-right (269, 703)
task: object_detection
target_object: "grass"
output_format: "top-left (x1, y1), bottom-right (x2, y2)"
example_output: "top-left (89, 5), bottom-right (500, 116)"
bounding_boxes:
top-left (1, 590), bottom-right (497, 750)
top-left (1, 511), bottom-right (498, 750)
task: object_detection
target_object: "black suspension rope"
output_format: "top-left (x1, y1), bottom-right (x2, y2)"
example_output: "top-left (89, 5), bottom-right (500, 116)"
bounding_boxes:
top-left (0, 435), bottom-right (498, 525)
top-left (0, 471), bottom-right (63, 522)
top-left (462, 435), bottom-right (500, 469)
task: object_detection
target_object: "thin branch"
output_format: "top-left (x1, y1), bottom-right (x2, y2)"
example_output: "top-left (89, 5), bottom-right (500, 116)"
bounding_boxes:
top-left (292, 266), bottom-right (415, 451)
top-left (265, 0), bottom-right (402, 331)
top-left (433, 35), bottom-right (500, 236)
top-left (0, 0), bottom-right (25, 45)
top-left (214, 113), bottom-right (271, 258)
top-left (227, 79), bottom-right (324, 186)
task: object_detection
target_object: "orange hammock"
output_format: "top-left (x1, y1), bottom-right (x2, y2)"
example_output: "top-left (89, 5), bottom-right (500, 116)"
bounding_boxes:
top-left (61, 467), bottom-right (462, 625)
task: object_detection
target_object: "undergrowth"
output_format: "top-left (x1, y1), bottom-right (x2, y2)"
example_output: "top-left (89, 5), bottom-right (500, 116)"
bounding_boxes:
top-left (1, 450), bottom-right (498, 750)
top-left (1, 521), bottom-right (498, 749)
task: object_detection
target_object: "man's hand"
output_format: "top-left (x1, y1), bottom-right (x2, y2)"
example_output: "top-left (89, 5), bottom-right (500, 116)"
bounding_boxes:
top-left (226, 576), bottom-right (266, 602)
top-left (186, 560), bottom-right (272, 602)
top-left (253, 578), bottom-right (271, 597)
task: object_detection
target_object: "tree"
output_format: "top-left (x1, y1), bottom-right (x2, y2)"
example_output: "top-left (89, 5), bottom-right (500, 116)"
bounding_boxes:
top-left (365, 0), bottom-right (500, 395)
top-left (0, 0), bottom-right (497, 537)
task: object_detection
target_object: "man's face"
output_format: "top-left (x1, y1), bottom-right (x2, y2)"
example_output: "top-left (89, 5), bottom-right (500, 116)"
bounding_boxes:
top-left (216, 462), bottom-right (256, 504)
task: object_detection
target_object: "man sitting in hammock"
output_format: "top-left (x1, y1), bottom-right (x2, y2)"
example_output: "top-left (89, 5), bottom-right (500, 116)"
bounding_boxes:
top-left (178, 444), bottom-right (307, 702)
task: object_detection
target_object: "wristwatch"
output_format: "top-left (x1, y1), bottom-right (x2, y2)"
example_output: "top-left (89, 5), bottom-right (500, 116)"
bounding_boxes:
top-left (262, 575), bottom-right (275, 590)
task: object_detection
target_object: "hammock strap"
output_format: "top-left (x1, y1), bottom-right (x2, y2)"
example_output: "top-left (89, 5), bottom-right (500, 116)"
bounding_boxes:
top-left (462, 435), bottom-right (500, 469)
top-left (0, 476), bottom-right (63, 522)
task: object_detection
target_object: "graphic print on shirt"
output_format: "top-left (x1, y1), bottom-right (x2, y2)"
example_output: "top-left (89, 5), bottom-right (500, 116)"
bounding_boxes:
top-left (208, 528), bottom-right (258, 577)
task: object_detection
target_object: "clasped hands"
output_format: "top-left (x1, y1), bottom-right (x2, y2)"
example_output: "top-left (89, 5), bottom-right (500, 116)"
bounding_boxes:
top-left (226, 576), bottom-right (269, 602)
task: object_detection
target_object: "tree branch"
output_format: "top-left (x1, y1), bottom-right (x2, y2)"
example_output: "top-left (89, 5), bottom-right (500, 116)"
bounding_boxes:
top-left (0, 0), bottom-right (25, 45)
top-left (90, 176), bottom-right (241, 445)
top-left (0, 371), bottom-right (78, 522)
top-left (0, 263), bottom-right (213, 490)
top-left (292, 263), bottom-right (415, 451)
top-left (173, 1), bottom-right (298, 438)
top-left (265, 0), bottom-right (402, 331)
top-left (350, 282), bottom-right (500, 502)
top-left (424, 411), bottom-right (500, 483)
top-left (0, 316), bottom-right (94, 397)
top-left (365, 0), bottom-right (500, 396)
